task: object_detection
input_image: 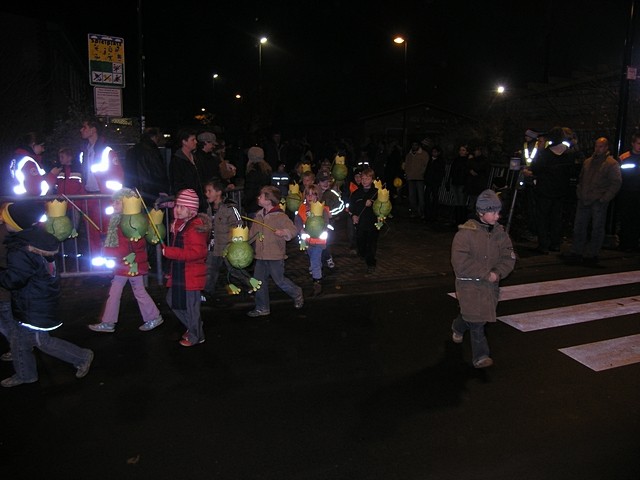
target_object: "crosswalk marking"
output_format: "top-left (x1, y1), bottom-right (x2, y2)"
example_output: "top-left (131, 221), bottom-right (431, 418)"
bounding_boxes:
top-left (498, 296), bottom-right (640, 332)
top-left (447, 270), bottom-right (640, 371)
top-left (559, 334), bottom-right (640, 371)
top-left (447, 270), bottom-right (640, 300)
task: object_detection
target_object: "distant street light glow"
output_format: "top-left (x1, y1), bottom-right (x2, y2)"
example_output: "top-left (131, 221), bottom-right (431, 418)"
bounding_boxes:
top-left (496, 85), bottom-right (505, 94)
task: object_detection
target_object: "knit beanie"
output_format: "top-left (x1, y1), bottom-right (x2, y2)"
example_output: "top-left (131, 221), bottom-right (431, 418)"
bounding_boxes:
top-left (476, 189), bottom-right (502, 213)
top-left (175, 189), bottom-right (200, 212)
top-left (0, 201), bottom-right (44, 231)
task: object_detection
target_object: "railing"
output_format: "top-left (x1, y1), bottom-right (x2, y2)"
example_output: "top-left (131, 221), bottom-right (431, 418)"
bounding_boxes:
top-left (1, 188), bottom-right (244, 283)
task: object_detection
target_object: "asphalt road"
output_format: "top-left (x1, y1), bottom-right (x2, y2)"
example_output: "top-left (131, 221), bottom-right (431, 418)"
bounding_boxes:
top-left (1, 212), bottom-right (639, 480)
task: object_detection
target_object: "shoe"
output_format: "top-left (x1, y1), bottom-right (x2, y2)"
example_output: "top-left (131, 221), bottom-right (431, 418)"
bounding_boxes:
top-left (139, 316), bottom-right (164, 331)
top-left (349, 248), bottom-right (358, 256)
top-left (179, 337), bottom-right (205, 347)
top-left (182, 330), bottom-right (189, 340)
top-left (294, 294), bottom-right (304, 309)
top-left (312, 281), bottom-right (322, 296)
top-left (473, 357), bottom-right (494, 369)
top-left (1, 351), bottom-right (12, 362)
top-left (88, 322), bottom-right (115, 333)
top-left (247, 309), bottom-right (270, 317)
top-left (326, 257), bottom-right (335, 269)
top-left (76, 350), bottom-right (94, 378)
top-left (1, 375), bottom-right (37, 388)
top-left (452, 331), bottom-right (463, 344)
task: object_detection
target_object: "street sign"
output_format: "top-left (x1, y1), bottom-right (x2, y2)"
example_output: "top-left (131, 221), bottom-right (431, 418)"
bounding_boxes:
top-left (94, 87), bottom-right (123, 117)
top-left (88, 33), bottom-right (125, 87)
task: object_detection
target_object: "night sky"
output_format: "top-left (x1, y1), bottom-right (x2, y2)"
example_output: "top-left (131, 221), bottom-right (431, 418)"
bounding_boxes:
top-left (2, 0), bottom-right (635, 132)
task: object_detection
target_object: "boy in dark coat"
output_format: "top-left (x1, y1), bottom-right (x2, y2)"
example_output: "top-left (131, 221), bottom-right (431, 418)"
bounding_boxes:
top-left (0, 201), bottom-right (93, 387)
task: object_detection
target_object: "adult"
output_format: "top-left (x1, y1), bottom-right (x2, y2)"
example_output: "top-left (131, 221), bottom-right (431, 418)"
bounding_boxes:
top-left (9, 132), bottom-right (60, 196)
top-left (617, 133), bottom-right (640, 251)
top-left (565, 137), bottom-right (621, 265)
top-left (524, 126), bottom-right (576, 254)
top-left (263, 131), bottom-right (288, 172)
top-left (169, 128), bottom-right (206, 212)
top-left (447, 145), bottom-right (471, 225)
top-left (79, 118), bottom-right (124, 256)
top-left (465, 144), bottom-right (491, 212)
top-left (242, 146), bottom-right (272, 217)
top-left (194, 131), bottom-right (221, 186)
top-left (123, 127), bottom-right (170, 204)
top-left (402, 141), bottom-right (430, 218)
top-left (424, 145), bottom-right (446, 222)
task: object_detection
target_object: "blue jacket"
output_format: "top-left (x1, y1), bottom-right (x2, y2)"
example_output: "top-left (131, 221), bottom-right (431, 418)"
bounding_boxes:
top-left (0, 227), bottom-right (61, 331)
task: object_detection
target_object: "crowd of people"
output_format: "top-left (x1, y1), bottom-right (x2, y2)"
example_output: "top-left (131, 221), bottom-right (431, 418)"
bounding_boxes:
top-left (2, 119), bottom-right (640, 383)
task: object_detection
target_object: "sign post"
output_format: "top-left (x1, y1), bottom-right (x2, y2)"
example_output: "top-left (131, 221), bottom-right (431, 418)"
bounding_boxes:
top-left (88, 33), bottom-right (125, 117)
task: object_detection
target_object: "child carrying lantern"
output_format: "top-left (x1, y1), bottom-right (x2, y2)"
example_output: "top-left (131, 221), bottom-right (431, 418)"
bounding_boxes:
top-left (295, 183), bottom-right (331, 296)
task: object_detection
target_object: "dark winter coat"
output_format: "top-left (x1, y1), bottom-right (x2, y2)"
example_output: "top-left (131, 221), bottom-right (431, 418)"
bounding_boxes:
top-left (451, 219), bottom-right (515, 323)
top-left (0, 227), bottom-right (61, 330)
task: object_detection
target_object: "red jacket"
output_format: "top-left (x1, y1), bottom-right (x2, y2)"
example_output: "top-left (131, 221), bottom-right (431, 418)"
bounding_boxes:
top-left (103, 227), bottom-right (149, 277)
top-left (164, 214), bottom-right (209, 291)
top-left (12, 148), bottom-right (56, 196)
top-left (55, 165), bottom-right (86, 195)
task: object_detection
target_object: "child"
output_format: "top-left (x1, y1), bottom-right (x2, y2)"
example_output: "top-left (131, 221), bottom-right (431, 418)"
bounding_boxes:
top-left (0, 218), bottom-right (14, 362)
top-left (348, 167), bottom-right (379, 274)
top-left (317, 170), bottom-right (345, 269)
top-left (0, 201), bottom-right (93, 387)
top-left (202, 179), bottom-right (242, 305)
top-left (346, 167), bottom-right (363, 254)
top-left (162, 189), bottom-right (211, 347)
top-left (88, 188), bottom-right (164, 333)
top-left (247, 186), bottom-right (303, 317)
top-left (295, 184), bottom-right (331, 296)
top-left (450, 189), bottom-right (516, 368)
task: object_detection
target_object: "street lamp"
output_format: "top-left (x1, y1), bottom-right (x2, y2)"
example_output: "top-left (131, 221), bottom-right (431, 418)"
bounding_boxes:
top-left (258, 36), bottom-right (268, 107)
top-left (212, 73), bottom-right (219, 108)
top-left (394, 36), bottom-right (408, 152)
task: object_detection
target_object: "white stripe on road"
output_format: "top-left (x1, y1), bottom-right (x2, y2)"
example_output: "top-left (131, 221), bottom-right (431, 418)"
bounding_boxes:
top-left (448, 270), bottom-right (640, 300)
top-left (498, 296), bottom-right (640, 332)
top-left (558, 334), bottom-right (640, 371)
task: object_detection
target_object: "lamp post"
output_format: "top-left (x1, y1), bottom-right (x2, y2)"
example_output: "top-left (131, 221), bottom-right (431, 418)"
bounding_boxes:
top-left (394, 36), bottom-right (408, 152)
top-left (258, 36), bottom-right (268, 109)
top-left (212, 73), bottom-right (219, 110)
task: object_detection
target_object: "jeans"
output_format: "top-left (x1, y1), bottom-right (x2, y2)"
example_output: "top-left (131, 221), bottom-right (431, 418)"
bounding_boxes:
top-left (307, 246), bottom-right (323, 281)
top-left (571, 200), bottom-right (609, 258)
top-left (10, 324), bottom-right (92, 382)
top-left (253, 259), bottom-right (302, 312)
top-left (0, 300), bottom-right (14, 342)
top-left (102, 275), bottom-right (161, 324)
top-left (166, 289), bottom-right (203, 344)
top-left (452, 314), bottom-right (490, 365)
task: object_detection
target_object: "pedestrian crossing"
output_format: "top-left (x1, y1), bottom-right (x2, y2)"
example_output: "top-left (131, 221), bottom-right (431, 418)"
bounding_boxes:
top-left (448, 271), bottom-right (640, 371)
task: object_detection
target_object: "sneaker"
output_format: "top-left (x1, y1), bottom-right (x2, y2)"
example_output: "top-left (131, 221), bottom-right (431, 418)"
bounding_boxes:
top-left (139, 316), bottom-right (164, 332)
top-left (1, 375), bottom-right (37, 388)
top-left (247, 309), bottom-right (270, 317)
top-left (76, 350), bottom-right (94, 378)
top-left (294, 294), bottom-right (304, 309)
top-left (1, 351), bottom-right (12, 362)
top-left (473, 357), bottom-right (494, 369)
top-left (179, 337), bottom-right (205, 347)
top-left (326, 257), bottom-right (335, 269)
top-left (88, 322), bottom-right (115, 333)
top-left (452, 331), bottom-right (463, 344)
top-left (182, 330), bottom-right (189, 340)
top-left (312, 281), bottom-right (322, 296)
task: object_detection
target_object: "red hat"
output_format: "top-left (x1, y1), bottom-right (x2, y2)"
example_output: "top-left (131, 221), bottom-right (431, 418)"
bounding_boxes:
top-left (175, 189), bottom-right (200, 211)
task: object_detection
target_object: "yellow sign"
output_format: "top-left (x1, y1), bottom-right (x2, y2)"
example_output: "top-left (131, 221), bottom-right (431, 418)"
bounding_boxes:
top-left (88, 34), bottom-right (125, 87)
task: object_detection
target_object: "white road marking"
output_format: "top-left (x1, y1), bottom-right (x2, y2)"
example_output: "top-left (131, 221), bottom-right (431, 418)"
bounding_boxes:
top-left (558, 334), bottom-right (640, 371)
